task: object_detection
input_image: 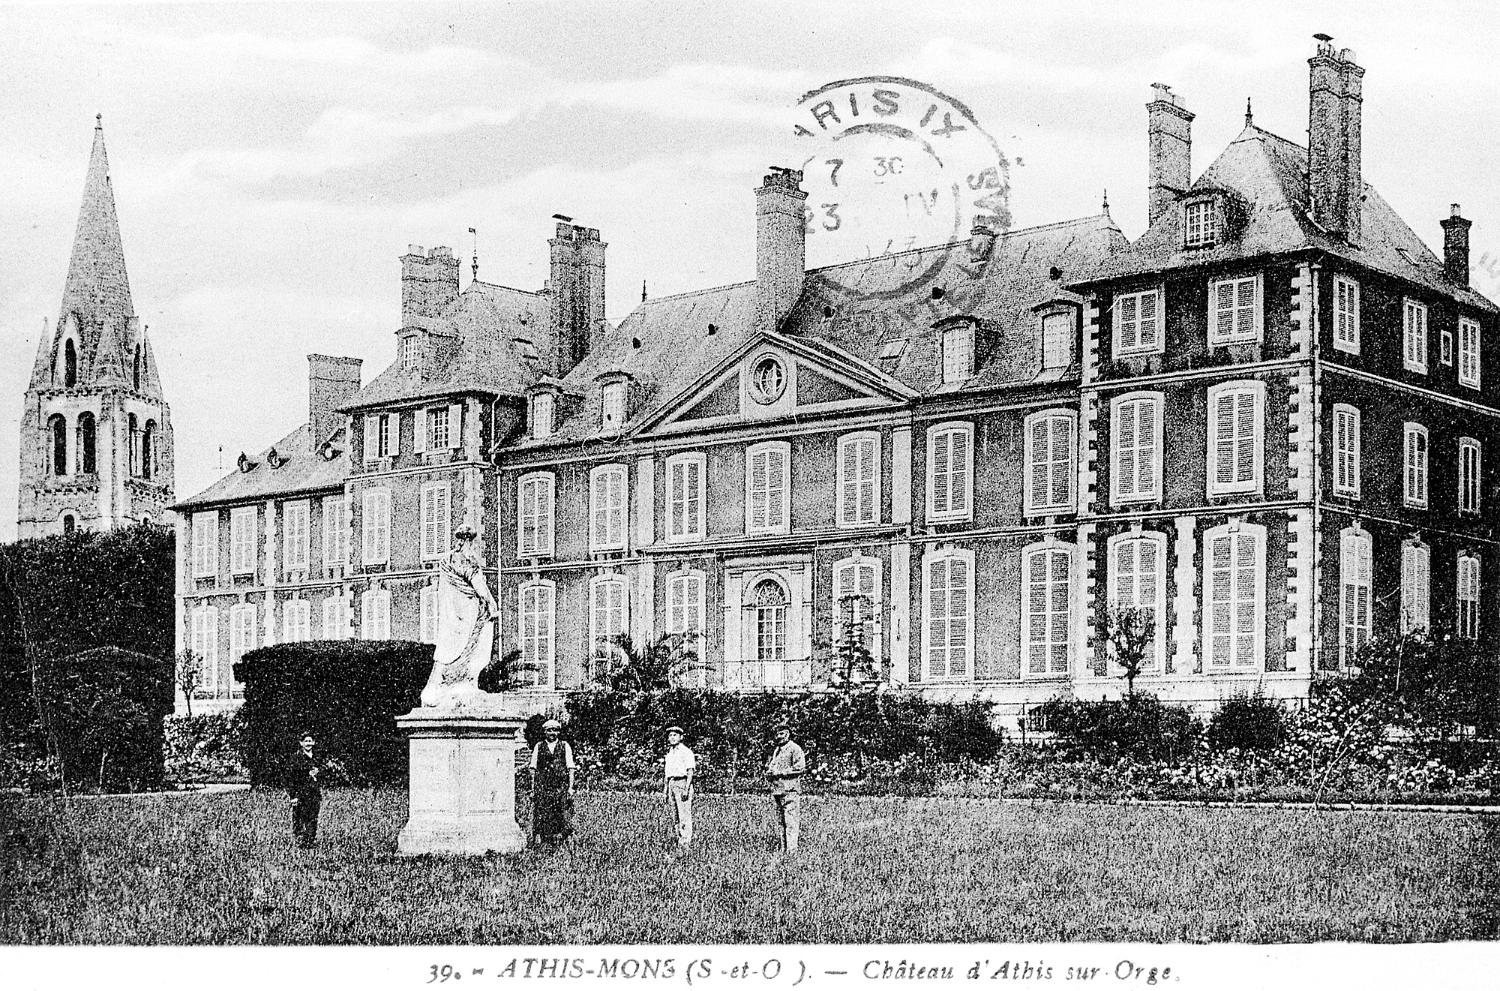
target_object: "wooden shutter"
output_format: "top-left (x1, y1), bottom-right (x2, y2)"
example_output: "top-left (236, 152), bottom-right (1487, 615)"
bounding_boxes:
top-left (1138, 291), bottom-right (1158, 350)
top-left (414, 409), bottom-right (427, 454)
top-left (1214, 280), bottom-right (1236, 340)
top-left (363, 415), bottom-right (378, 462)
top-left (448, 404), bottom-right (462, 448)
top-left (1214, 391), bottom-right (1237, 487)
top-left (1026, 550), bottom-right (1049, 675)
top-left (947, 555), bottom-right (969, 676)
top-left (1028, 417), bottom-right (1050, 509)
top-left (1116, 402), bottom-right (1138, 498)
top-left (767, 446), bottom-right (787, 530)
top-left (931, 430), bottom-right (952, 514)
top-left (927, 558), bottom-right (948, 678)
top-left (749, 449), bottom-right (768, 531)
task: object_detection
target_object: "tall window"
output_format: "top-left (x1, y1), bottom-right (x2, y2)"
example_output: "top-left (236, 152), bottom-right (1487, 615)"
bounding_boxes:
top-left (361, 489), bottom-right (391, 565)
top-left (1460, 438), bottom-right (1482, 514)
top-left (1022, 542), bottom-right (1072, 677)
top-left (837, 432), bottom-right (880, 527)
top-left (1107, 531), bottom-right (1166, 673)
top-left (666, 453), bottom-right (705, 542)
top-left (63, 339), bottom-right (78, 387)
top-left (1441, 331), bottom-right (1454, 366)
top-left (1202, 523), bottom-right (1265, 670)
top-left (517, 473), bottom-right (555, 557)
top-left (48, 414), bottom-right (66, 476)
top-left (666, 570), bottom-right (706, 654)
top-left (190, 606), bottom-right (219, 689)
top-left (1403, 299), bottom-right (1429, 373)
top-left (832, 556), bottom-right (881, 655)
top-left (1333, 275), bottom-right (1360, 353)
top-left (927, 422), bottom-right (973, 522)
top-left (229, 605), bottom-right (256, 675)
top-left (1111, 393), bottom-right (1162, 504)
top-left (1333, 404), bottom-right (1361, 498)
top-left (76, 413), bottom-right (96, 474)
top-left (1339, 526), bottom-right (1372, 668)
top-left (1458, 554), bottom-right (1481, 640)
top-left (419, 483), bottom-right (452, 560)
top-left (229, 506), bottom-right (256, 575)
top-left (753, 579), bottom-right (789, 663)
top-left (1184, 199), bottom-right (1219, 248)
top-left (1401, 540), bottom-right (1430, 634)
top-left (282, 599), bottom-right (312, 643)
top-left (601, 382), bottom-right (627, 430)
top-left (1404, 423), bottom-right (1429, 508)
top-left (361, 589), bottom-right (391, 639)
top-left (1041, 312), bottom-right (1074, 369)
top-left (322, 496), bottom-right (345, 571)
top-left (531, 393), bottom-right (555, 440)
top-left (1210, 275), bottom-right (1261, 345)
top-left (1114, 288), bottom-right (1162, 355)
top-left (127, 414), bottom-right (139, 476)
top-left (923, 548), bottom-right (973, 681)
top-left (1459, 317), bottom-right (1481, 389)
top-left (283, 500), bottom-right (310, 571)
top-left (426, 406), bottom-right (450, 450)
top-left (746, 441), bottom-right (791, 535)
top-left (1024, 410), bottom-right (1075, 515)
top-left (590, 464), bottom-right (628, 551)
top-left (1207, 381), bottom-right (1264, 495)
top-left (322, 596), bottom-right (347, 639)
top-left (589, 576), bottom-right (628, 681)
top-left (141, 420), bottom-right (156, 479)
top-left (192, 511), bottom-right (219, 578)
top-left (942, 322), bottom-right (975, 382)
top-left (133, 345), bottom-right (141, 390)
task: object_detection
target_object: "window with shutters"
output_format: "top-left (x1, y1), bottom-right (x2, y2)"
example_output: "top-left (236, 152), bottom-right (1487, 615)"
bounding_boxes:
top-left (1107, 531), bottom-right (1167, 673)
top-left (1110, 393), bottom-right (1162, 504)
top-left (1403, 299), bottom-right (1429, 373)
top-left (322, 496), bottom-right (345, 572)
top-left (282, 599), bottom-right (312, 643)
top-left (360, 589), bottom-right (391, 639)
top-left (1209, 275), bottom-right (1261, 345)
top-left (588, 576), bottom-right (628, 682)
top-left (1441, 330), bottom-right (1454, 366)
top-left (1206, 381), bottom-right (1264, 496)
top-left (1333, 404), bottom-right (1361, 499)
top-left (836, 432), bottom-right (881, 527)
top-left (1339, 526), bottom-right (1372, 668)
top-left (531, 392), bottom-right (554, 440)
top-left (190, 606), bottom-right (219, 692)
top-left (745, 441), bottom-right (791, 535)
top-left (1041, 311), bottom-right (1075, 369)
top-left (1333, 276), bottom-right (1360, 354)
top-left (753, 579), bottom-right (789, 663)
top-left (1460, 317), bottom-right (1481, 389)
top-left (426, 406), bottom-right (450, 449)
top-left (230, 506), bottom-right (257, 575)
top-left (419, 585), bottom-right (437, 644)
top-left (517, 473), bottom-right (555, 558)
top-left (601, 382), bottom-right (627, 430)
top-left (1023, 410), bottom-right (1076, 516)
top-left (283, 500), bottom-right (310, 571)
top-left (666, 453), bottom-right (706, 542)
top-left (926, 422), bottom-right (973, 522)
top-left (1460, 438), bottom-right (1482, 515)
top-left (322, 596), bottom-right (347, 640)
top-left (666, 569), bottom-right (706, 655)
top-left (1404, 423), bottom-right (1429, 508)
top-left (361, 489), bottom-right (391, 564)
top-left (228, 604), bottom-right (256, 687)
top-left (941, 323), bottom-right (975, 383)
top-left (922, 547), bottom-right (974, 681)
top-left (1201, 522), bottom-right (1265, 670)
top-left (1022, 542), bottom-right (1072, 677)
top-left (1401, 540), bottom-right (1431, 635)
top-left (1458, 554), bottom-right (1481, 640)
top-left (192, 512), bottom-right (219, 578)
top-left (420, 482), bottom-right (452, 560)
top-left (1114, 288), bottom-right (1162, 356)
top-left (590, 464), bottom-right (628, 551)
top-left (832, 555), bottom-right (881, 657)
top-left (1183, 199), bottom-right (1219, 248)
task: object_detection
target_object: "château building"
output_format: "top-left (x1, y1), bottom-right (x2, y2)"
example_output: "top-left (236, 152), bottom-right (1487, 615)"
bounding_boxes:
top-left (173, 39), bottom-right (1498, 724)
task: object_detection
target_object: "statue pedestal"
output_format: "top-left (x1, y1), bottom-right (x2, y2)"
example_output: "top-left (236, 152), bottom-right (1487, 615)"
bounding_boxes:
top-left (396, 707), bottom-right (529, 856)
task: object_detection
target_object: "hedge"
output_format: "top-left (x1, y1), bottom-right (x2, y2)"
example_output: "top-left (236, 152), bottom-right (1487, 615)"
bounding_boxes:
top-left (163, 711), bottom-right (248, 782)
top-left (33, 646), bottom-right (173, 791)
top-left (234, 639), bottom-right (433, 788)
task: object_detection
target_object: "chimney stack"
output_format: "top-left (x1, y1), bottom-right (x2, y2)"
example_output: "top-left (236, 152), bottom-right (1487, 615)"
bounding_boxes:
top-left (548, 222), bottom-right (607, 376)
top-left (1307, 35), bottom-right (1365, 242)
top-left (307, 354), bottom-right (362, 447)
top-left (1442, 203), bottom-right (1472, 286)
top-left (400, 245), bottom-right (460, 333)
top-left (1146, 83), bottom-right (1194, 225)
top-left (755, 167), bottom-right (807, 333)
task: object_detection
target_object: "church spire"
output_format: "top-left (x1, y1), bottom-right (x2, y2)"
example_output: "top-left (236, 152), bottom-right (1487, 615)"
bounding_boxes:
top-left (59, 115), bottom-right (134, 330)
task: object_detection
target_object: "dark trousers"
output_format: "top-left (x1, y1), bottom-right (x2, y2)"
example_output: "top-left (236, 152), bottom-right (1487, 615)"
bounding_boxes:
top-left (292, 797), bottom-right (321, 847)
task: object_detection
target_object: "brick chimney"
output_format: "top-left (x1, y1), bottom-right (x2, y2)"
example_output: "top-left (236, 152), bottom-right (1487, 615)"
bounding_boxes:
top-left (307, 354), bottom-right (362, 446)
top-left (1307, 35), bottom-right (1365, 242)
top-left (755, 167), bottom-right (807, 333)
top-left (1146, 84), bottom-right (1194, 225)
top-left (548, 222), bottom-right (606, 376)
top-left (1442, 203), bottom-right (1472, 286)
top-left (400, 245), bottom-right (460, 334)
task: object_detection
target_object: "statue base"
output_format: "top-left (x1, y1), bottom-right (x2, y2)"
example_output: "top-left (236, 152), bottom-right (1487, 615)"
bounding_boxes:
top-left (396, 704), bottom-right (530, 856)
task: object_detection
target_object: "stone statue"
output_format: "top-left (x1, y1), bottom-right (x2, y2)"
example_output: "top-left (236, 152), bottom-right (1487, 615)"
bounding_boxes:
top-left (420, 525), bottom-right (499, 707)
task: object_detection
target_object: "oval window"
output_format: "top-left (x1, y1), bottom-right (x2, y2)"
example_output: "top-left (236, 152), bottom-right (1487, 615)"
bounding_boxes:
top-left (750, 356), bottom-right (786, 404)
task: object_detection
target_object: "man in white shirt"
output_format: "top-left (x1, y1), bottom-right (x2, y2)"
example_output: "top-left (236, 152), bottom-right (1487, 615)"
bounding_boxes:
top-left (764, 720), bottom-right (806, 854)
top-left (663, 725), bottom-right (695, 858)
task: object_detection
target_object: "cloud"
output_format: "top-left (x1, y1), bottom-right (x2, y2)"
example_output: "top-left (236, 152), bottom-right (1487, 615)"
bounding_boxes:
top-left (559, 63), bottom-right (819, 126)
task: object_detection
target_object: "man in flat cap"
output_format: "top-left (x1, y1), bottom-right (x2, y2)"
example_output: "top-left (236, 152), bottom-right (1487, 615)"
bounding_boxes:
top-left (764, 720), bottom-right (806, 855)
top-left (528, 718), bottom-right (575, 845)
top-left (662, 725), bottom-right (695, 858)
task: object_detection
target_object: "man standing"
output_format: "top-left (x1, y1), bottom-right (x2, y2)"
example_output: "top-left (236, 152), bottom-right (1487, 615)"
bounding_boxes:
top-left (663, 725), bottom-right (695, 859)
top-left (287, 731), bottom-right (323, 849)
top-left (764, 720), bottom-right (806, 855)
top-left (529, 718), bottom-right (576, 845)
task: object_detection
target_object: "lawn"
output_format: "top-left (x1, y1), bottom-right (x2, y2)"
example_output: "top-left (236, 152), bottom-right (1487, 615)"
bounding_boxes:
top-left (2, 788), bottom-right (1497, 944)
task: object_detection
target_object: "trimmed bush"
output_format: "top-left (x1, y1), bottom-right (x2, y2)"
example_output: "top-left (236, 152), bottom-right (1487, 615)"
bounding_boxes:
top-left (164, 711), bottom-right (247, 782)
top-left (33, 646), bottom-right (173, 791)
top-left (234, 640), bottom-right (432, 788)
top-left (1207, 692), bottom-right (1288, 753)
top-left (1035, 693), bottom-right (1201, 764)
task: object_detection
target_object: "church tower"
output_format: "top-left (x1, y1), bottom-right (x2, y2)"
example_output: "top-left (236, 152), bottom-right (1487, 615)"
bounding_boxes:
top-left (17, 117), bottom-right (174, 537)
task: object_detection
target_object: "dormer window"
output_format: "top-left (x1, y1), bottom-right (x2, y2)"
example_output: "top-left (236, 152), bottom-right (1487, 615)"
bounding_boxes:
top-left (531, 392), bottom-right (555, 439)
top-left (601, 381), bottom-right (627, 430)
top-left (400, 334), bottom-right (421, 371)
top-left (1184, 199), bottom-right (1219, 248)
top-left (941, 321), bottom-right (975, 383)
top-left (1040, 310), bottom-right (1076, 369)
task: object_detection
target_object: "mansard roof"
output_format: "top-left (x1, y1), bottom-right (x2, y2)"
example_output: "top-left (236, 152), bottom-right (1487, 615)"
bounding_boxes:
top-left (172, 422), bottom-right (348, 510)
top-left (1078, 123), bottom-right (1498, 313)
top-left (343, 280), bottom-right (549, 411)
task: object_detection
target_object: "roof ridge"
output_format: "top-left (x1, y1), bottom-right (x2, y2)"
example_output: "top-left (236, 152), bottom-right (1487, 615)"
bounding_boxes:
top-left (809, 214), bottom-right (1112, 276)
top-left (467, 279), bottom-right (542, 297)
top-left (640, 278), bottom-right (756, 304)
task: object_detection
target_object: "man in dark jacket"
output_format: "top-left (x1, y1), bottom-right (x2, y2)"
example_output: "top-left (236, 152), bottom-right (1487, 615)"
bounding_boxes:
top-left (287, 731), bottom-right (324, 848)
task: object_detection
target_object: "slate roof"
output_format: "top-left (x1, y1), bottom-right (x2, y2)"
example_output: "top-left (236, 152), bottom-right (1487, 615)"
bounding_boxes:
top-left (1077, 124), bottom-right (1498, 313)
top-left (173, 422), bottom-right (348, 510)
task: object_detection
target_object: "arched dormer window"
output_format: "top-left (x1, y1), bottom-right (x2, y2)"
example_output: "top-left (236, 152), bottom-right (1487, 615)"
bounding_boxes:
top-left (77, 412), bottom-right (96, 474)
top-left (142, 420), bottom-right (157, 479)
top-left (49, 414), bottom-right (67, 476)
top-left (63, 339), bottom-right (78, 387)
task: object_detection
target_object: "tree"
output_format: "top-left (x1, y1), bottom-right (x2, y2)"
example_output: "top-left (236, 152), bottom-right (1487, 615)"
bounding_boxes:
top-left (828, 594), bottom-right (878, 691)
top-left (600, 633), bottom-right (710, 693)
top-left (477, 648), bottom-right (543, 693)
top-left (176, 650), bottom-right (203, 718)
top-left (1102, 604), bottom-right (1153, 700)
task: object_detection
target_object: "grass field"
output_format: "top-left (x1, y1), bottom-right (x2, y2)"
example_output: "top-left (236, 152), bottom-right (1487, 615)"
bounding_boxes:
top-left (2, 788), bottom-right (1497, 944)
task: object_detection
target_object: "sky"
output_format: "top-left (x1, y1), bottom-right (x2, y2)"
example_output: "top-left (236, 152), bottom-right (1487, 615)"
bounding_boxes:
top-left (3, 0), bottom-right (1500, 540)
